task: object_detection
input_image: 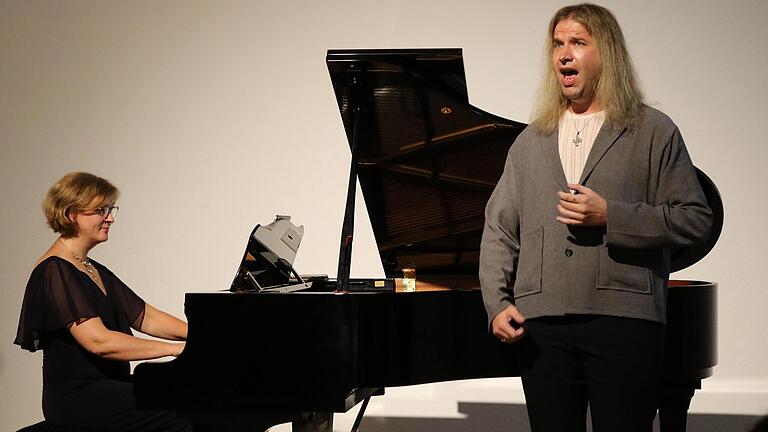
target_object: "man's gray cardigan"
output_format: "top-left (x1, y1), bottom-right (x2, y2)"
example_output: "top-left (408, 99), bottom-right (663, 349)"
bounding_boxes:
top-left (479, 106), bottom-right (713, 327)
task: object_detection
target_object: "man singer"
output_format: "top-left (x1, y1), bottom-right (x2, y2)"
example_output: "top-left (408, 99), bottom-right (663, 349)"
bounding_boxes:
top-left (479, 4), bottom-right (713, 431)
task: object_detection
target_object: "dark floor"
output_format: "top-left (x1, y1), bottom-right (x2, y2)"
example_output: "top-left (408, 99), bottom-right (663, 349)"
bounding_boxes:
top-left (355, 402), bottom-right (766, 432)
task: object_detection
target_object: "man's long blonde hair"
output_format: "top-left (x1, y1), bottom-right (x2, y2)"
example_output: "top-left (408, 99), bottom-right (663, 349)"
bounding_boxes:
top-left (531, 3), bottom-right (644, 134)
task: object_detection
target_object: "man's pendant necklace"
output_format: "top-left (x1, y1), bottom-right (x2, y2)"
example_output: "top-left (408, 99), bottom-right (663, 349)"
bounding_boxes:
top-left (570, 111), bottom-right (594, 147)
top-left (573, 131), bottom-right (583, 147)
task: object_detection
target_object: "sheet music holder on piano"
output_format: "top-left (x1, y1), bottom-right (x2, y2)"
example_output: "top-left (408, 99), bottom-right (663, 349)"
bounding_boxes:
top-left (230, 215), bottom-right (312, 293)
top-left (133, 48), bottom-right (723, 432)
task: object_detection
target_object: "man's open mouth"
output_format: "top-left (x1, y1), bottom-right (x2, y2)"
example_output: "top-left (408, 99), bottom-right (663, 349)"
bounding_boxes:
top-left (560, 68), bottom-right (578, 86)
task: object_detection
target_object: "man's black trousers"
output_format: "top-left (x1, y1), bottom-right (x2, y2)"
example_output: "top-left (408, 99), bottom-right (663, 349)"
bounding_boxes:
top-left (520, 315), bottom-right (664, 432)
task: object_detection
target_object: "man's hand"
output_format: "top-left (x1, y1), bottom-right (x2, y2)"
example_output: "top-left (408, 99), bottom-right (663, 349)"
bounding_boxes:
top-left (556, 183), bottom-right (607, 226)
top-left (492, 305), bottom-right (526, 344)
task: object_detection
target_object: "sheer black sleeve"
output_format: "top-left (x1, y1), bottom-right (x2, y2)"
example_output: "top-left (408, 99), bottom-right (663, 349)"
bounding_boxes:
top-left (94, 262), bottom-right (146, 331)
top-left (14, 257), bottom-right (101, 352)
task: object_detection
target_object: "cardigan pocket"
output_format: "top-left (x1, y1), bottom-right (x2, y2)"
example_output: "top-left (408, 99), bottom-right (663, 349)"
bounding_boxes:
top-left (513, 226), bottom-right (543, 298)
top-left (596, 246), bottom-right (657, 294)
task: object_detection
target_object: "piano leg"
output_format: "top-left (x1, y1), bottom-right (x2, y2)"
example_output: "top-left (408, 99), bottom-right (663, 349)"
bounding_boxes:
top-left (657, 380), bottom-right (699, 432)
top-left (292, 412), bottom-right (333, 432)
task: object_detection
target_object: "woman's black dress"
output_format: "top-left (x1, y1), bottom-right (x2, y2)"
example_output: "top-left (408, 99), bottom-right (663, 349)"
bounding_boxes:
top-left (14, 256), bottom-right (191, 432)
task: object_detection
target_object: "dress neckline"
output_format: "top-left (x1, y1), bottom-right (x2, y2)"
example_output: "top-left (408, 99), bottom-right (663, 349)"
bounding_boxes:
top-left (38, 256), bottom-right (109, 297)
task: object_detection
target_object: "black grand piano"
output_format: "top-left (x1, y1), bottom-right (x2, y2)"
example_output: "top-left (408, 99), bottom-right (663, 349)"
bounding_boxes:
top-left (134, 49), bottom-right (723, 432)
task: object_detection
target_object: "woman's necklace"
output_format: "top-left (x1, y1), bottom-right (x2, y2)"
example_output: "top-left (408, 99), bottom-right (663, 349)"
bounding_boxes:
top-left (57, 238), bottom-right (97, 282)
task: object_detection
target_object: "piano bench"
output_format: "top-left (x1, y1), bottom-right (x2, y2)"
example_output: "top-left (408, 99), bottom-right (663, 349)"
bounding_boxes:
top-left (17, 421), bottom-right (85, 432)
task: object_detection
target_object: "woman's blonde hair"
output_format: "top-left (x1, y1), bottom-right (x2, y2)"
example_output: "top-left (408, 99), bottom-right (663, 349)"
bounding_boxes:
top-left (43, 172), bottom-right (119, 237)
top-left (531, 3), bottom-right (644, 134)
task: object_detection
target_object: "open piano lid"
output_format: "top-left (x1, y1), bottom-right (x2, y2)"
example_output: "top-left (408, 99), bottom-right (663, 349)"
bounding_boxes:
top-left (326, 48), bottom-right (722, 281)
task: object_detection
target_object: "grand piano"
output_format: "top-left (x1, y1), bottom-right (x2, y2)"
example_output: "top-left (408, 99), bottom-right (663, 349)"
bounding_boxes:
top-left (134, 49), bottom-right (724, 432)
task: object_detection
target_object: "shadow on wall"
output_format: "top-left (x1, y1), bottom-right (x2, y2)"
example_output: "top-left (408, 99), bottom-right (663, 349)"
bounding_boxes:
top-left (357, 403), bottom-right (766, 432)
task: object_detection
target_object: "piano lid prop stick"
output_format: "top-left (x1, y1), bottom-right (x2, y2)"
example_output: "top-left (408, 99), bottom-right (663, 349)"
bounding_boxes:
top-left (336, 66), bottom-right (364, 291)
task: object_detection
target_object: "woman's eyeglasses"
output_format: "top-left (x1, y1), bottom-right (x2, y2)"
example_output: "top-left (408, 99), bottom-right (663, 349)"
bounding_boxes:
top-left (84, 205), bottom-right (119, 219)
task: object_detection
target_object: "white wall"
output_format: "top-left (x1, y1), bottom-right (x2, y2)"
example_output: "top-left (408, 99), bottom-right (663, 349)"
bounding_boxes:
top-left (2, 0), bottom-right (767, 429)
